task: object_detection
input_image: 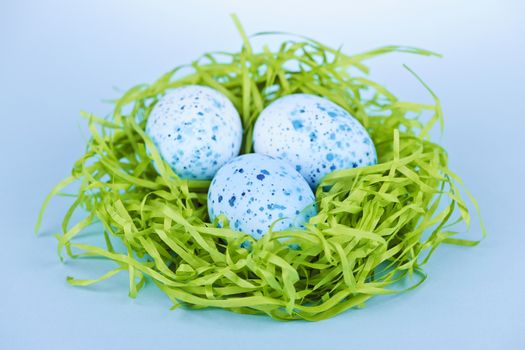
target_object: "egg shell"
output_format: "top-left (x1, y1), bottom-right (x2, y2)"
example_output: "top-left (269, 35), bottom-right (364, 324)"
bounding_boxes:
top-left (146, 85), bottom-right (243, 180)
top-left (207, 153), bottom-right (317, 239)
top-left (253, 93), bottom-right (377, 188)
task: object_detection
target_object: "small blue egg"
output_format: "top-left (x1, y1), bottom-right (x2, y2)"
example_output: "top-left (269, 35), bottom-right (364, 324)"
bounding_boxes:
top-left (253, 94), bottom-right (377, 188)
top-left (207, 153), bottom-right (317, 239)
top-left (146, 85), bottom-right (243, 180)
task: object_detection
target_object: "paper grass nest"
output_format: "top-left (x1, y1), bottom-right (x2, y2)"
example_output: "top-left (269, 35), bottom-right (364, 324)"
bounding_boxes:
top-left (37, 17), bottom-right (484, 321)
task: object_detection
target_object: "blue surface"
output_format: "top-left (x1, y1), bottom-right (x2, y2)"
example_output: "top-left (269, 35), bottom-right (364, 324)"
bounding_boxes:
top-left (1, 1), bottom-right (524, 349)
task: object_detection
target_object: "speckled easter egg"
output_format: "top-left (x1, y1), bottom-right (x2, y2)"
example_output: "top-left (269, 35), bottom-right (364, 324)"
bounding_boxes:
top-left (145, 85), bottom-right (243, 180)
top-left (253, 93), bottom-right (377, 188)
top-left (207, 153), bottom-right (317, 239)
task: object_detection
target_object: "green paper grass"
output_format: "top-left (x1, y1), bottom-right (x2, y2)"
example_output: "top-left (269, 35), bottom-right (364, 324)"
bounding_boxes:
top-left (36, 16), bottom-right (485, 321)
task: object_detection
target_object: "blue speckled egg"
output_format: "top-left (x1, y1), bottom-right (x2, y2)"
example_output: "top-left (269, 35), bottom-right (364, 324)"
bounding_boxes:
top-left (146, 85), bottom-right (243, 180)
top-left (207, 153), bottom-right (317, 239)
top-left (253, 93), bottom-right (377, 188)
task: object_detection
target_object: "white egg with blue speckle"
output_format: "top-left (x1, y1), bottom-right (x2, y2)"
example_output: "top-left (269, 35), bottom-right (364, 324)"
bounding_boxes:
top-left (146, 85), bottom-right (243, 180)
top-left (207, 153), bottom-right (317, 239)
top-left (253, 93), bottom-right (377, 188)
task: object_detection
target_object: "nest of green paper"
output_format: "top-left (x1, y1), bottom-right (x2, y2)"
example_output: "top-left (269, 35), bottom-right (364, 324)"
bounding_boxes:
top-left (36, 17), bottom-right (484, 321)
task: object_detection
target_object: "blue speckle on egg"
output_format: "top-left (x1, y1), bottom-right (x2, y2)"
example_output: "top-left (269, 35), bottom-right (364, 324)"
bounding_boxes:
top-left (292, 120), bottom-right (304, 129)
top-left (207, 154), bottom-right (317, 239)
top-left (145, 85), bottom-right (243, 180)
top-left (253, 93), bottom-right (377, 188)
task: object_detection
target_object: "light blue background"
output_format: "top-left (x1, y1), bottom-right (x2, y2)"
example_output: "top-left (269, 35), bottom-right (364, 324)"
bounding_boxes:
top-left (1, 1), bottom-right (524, 349)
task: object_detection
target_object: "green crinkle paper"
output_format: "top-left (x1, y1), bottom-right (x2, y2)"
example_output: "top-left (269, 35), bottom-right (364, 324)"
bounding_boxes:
top-left (36, 16), bottom-right (485, 321)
